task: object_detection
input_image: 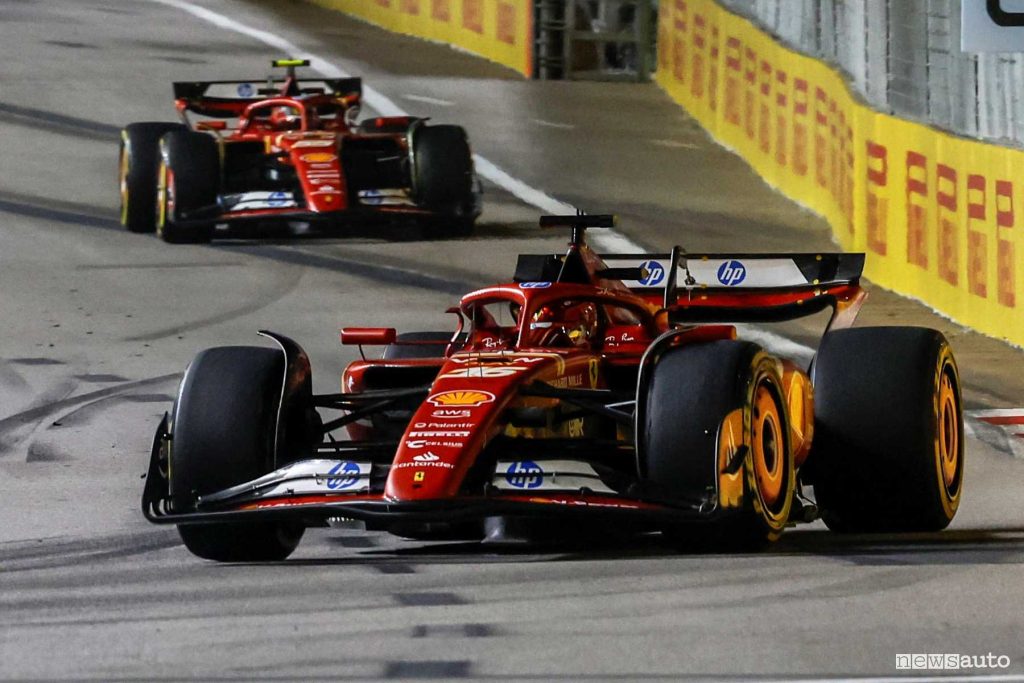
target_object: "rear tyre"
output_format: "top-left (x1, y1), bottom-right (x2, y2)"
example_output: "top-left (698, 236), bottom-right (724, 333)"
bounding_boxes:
top-left (171, 346), bottom-right (304, 562)
top-left (156, 130), bottom-right (219, 244)
top-left (640, 341), bottom-right (794, 549)
top-left (119, 122), bottom-right (186, 233)
top-left (413, 125), bottom-right (476, 237)
top-left (809, 327), bottom-right (963, 533)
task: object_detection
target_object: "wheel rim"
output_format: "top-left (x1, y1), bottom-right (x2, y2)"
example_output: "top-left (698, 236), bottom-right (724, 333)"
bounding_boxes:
top-left (118, 141), bottom-right (130, 224)
top-left (937, 365), bottom-right (960, 492)
top-left (752, 381), bottom-right (784, 507)
top-left (156, 161), bottom-right (174, 233)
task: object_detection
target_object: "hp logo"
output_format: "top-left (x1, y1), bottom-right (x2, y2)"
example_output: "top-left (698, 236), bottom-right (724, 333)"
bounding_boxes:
top-left (326, 461), bottom-right (361, 490)
top-left (638, 260), bottom-right (665, 286)
top-left (716, 260), bottom-right (747, 286)
top-left (505, 461), bottom-right (544, 489)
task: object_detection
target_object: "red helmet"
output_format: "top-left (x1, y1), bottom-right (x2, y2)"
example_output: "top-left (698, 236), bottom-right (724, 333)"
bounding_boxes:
top-left (270, 106), bottom-right (301, 131)
top-left (531, 301), bottom-right (599, 347)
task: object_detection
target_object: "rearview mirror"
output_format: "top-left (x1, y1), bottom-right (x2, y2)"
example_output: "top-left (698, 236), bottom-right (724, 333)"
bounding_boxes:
top-left (339, 327), bottom-right (397, 345)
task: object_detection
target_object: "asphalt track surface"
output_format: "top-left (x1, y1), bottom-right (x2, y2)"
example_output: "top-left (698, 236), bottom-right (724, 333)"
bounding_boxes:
top-left (2, 1), bottom-right (1024, 680)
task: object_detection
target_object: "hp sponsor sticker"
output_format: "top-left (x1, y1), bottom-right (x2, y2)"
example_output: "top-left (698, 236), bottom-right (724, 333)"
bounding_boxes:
top-left (267, 191), bottom-right (289, 207)
top-left (505, 461), bottom-right (543, 489)
top-left (237, 82), bottom-right (254, 97)
top-left (638, 260), bottom-right (665, 286)
top-left (325, 461), bottom-right (361, 490)
top-left (717, 260), bottom-right (747, 286)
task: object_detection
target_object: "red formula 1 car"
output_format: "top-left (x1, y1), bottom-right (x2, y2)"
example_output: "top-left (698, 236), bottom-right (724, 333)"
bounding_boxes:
top-left (142, 215), bottom-right (964, 561)
top-left (118, 60), bottom-right (480, 243)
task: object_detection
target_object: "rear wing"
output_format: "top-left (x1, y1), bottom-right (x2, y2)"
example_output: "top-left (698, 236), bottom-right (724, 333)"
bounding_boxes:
top-left (518, 214), bottom-right (866, 327)
top-left (172, 77), bottom-right (363, 118)
top-left (600, 251), bottom-right (865, 323)
top-left (514, 249), bottom-right (865, 324)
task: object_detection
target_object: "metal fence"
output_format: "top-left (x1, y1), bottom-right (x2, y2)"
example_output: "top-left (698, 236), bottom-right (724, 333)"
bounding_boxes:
top-left (535, 1), bottom-right (656, 80)
top-left (716, 0), bottom-right (1024, 147)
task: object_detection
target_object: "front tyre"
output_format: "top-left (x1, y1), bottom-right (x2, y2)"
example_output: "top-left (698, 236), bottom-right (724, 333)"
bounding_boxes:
top-left (119, 122), bottom-right (186, 233)
top-left (413, 125), bottom-right (476, 237)
top-left (809, 327), bottom-right (963, 533)
top-left (170, 346), bottom-right (304, 561)
top-left (178, 523), bottom-right (303, 563)
top-left (640, 341), bottom-right (794, 548)
top-left (156, 130), bottom-right (219, 244)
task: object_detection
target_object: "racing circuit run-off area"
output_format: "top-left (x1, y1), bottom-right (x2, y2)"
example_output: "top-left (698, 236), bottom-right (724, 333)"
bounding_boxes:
top-left (2, 0), bottom-right (1024, 681)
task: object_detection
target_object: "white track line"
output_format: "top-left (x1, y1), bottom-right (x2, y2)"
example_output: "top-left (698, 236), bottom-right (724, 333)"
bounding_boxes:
top-left (402, 93), bottom-right (455, 107)
top-left (531, 118), bottom-right (576, 130)
top-left (650, 138), bottom-right (701, 149)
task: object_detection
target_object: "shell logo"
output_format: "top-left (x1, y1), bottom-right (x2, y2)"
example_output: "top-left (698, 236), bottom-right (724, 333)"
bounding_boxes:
top-left (301, 152), bottom-right (336, 163)
top-left (427, 390), bottom-right (495, 407)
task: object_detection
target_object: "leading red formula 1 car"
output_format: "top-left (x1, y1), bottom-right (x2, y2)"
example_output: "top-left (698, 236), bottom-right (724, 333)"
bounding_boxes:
top-left (142, 215), bottom-right (964, 561)
top-left (118, 60), bottom-right (480, 243)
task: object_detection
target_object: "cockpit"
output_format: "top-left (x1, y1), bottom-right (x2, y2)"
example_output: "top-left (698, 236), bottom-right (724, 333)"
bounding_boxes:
top-left (458, 287), bottom-right (658, 353)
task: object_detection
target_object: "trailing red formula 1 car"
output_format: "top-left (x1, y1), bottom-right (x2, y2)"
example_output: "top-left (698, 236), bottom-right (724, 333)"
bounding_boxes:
top-left (118, 60), bottom-right (480, 243)
top-left (142, 215), bottom-right (964, 561)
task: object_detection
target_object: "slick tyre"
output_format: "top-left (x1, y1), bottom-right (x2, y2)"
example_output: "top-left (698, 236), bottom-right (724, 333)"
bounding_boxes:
top-left (156, 130), bottom-right (219, 244)
top-left (412, 125), bottom-right (475, 237)
top-left (640, 341), bottom-right (794, 549)
top-left (809, 327), bottom-right (963, 533)
top-left (170, 346), bottom-right (304, 562)
top-left (119, 122), bottom-right (186, 233)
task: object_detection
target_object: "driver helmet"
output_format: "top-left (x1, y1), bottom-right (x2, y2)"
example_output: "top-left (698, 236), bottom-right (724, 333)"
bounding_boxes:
top-left (531, 301), bottom-right (599, 346)
top-left (269, 106), bottom-right (301, 131)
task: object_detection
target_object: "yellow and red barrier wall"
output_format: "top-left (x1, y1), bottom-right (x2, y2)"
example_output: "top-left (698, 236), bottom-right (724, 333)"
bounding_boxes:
top-left (657, 0), bottom-right (1024, 346)
top-left (311, 0), bottom-right (533, 77)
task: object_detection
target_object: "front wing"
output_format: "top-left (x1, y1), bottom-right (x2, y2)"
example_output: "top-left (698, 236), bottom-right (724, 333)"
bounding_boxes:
top-left (142, 454), bottom-right (715, 530)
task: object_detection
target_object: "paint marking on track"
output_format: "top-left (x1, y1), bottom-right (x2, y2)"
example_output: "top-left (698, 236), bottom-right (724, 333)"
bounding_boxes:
top-left (966, 409), bottom-right (1024, 455)
top-left (530, 118), bottom-right (576, 130)
top-left (402, 94), bottom-right (455, 107)
top-left (968, 409), bottom-right (1024, 422)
